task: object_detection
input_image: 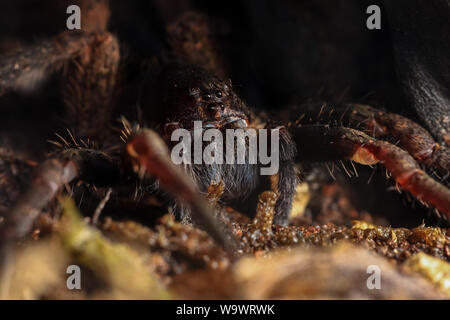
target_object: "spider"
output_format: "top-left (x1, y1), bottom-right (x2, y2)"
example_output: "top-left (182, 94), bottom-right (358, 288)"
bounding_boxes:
top-left (0, 0), bottom-right (449, 262)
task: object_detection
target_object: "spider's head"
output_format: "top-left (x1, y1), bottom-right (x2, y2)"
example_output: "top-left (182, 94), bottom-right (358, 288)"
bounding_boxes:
top-left (149, 64), bottom-right (250, 137)
top-left (185, 76), bottom-right (249, 130)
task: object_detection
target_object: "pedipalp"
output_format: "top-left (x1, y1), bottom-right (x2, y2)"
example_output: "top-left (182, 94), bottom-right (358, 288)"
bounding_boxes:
top-left (126, 128), bottom-right (237, 252)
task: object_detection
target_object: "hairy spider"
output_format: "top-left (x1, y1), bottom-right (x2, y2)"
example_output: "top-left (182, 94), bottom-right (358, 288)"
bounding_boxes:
top-left (0, 0), bottom-right (449, 265)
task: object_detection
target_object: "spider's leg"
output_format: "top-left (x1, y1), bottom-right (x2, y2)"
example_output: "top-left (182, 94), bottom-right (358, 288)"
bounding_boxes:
top-left (166, 11), bottom-right (227, 77)
top-left (0, 32), bottom-right (99, 95)
top-left (291, 125), bottom-right (450, 219)
top-left (75, 0), bottom-right (111, 33)
top-left (126, 129), bottom-right (236, 252)
top-left (290, 103), bottom-right (450, 176)
top-left (0, 159), bottom-right (77, 245)
top-left (0, 0), bottom-right (118, 140)
top-left (267, 127), bottom-right (298, 226)
top-left (63, 0), bottom-right (120, 141)
top-left (62, 32), bottom-right (119, 140)
top-left (0, 148), bottom-right (120, 268)
top-left (0, 157), bottom-right (77, 285)
top-left (385, 1), bottom-right (450, 145)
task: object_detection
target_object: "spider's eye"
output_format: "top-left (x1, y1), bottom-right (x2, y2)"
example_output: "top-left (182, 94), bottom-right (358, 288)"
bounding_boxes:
top-left (203, 93), bottom-right (212, 101)
top-left (215, 90), bottom-right (223, 98)
top-left (206, 103), bottom-right (224, 113)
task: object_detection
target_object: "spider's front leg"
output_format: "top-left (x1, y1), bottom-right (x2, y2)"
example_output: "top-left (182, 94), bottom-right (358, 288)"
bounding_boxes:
top-left (265, 126), bottom-right (298, 226)
top-left (291, 124), bottom-right (450, 219)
